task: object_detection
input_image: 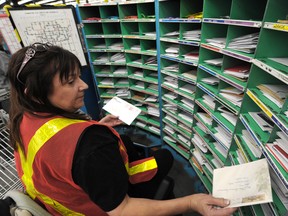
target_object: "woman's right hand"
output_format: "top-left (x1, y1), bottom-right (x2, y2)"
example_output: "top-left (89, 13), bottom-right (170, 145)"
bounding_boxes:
top-left (189, 193), bottom-right (238, 216)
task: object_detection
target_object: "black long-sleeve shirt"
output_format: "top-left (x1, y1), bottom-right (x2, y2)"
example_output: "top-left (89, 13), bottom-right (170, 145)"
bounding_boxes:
top-left (72, 125), bottom-right (128, 212)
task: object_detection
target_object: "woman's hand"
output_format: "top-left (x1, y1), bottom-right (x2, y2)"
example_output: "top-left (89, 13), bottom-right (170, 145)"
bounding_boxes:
top-left (99, 114), bottom-right (123, 127)
top-left (189, 193), bottom-right (237, 216)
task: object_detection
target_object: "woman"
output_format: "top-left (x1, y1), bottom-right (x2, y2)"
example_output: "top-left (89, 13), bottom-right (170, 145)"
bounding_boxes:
top-left (8, 43), bottom-right (237, 216)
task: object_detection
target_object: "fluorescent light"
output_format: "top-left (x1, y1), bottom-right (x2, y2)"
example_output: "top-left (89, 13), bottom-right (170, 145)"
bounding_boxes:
top-left (36, 0), bottom-right (56, 4)
top-left (0, 0), bottom-right (6, 5)
top-left (18, 0), bottom-right (33, 5)
top-left (47, 0), bottom-right (62, 4)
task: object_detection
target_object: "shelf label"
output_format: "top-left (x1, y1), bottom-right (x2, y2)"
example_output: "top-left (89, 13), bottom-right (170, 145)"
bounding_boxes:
top-left (222, 49), bottom-right (252, 62)
top-left (201, 44), bottom-right (221, 53)
top-left (197, 83), bottom-right (215, 98)
top-left (246, 90), bottom-right (272, 118)
top-left (253, 59), bottom-right (288, 85)
top-left (219, 74), bottom-right (244, 91)
top-left (199, 65), bottom-right (217, 76)
top-left (273, 23), bottom-right (288, 31)
top-left (271, 115), bottom-right (288, 136)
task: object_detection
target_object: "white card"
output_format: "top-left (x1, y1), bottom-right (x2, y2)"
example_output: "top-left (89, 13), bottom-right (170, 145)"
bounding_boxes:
top-left (103, 97), bottom-right (141, 125)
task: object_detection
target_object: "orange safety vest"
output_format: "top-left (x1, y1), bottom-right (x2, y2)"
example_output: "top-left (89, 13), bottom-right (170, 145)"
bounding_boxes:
top-left (14, 113), bottom-right (158, 215)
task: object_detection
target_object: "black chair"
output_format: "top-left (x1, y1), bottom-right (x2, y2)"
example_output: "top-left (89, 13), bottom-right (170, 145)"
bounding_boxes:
top-left (154, 176), bottom-right (175, 200)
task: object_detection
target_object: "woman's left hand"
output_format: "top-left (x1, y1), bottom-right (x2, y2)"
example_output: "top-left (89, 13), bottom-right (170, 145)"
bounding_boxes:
top-left (99, 114), bottom-right (123, 127)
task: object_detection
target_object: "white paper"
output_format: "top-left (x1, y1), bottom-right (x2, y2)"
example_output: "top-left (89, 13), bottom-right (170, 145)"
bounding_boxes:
top-left (213, 159), bottom-right (273, 208)
top-left (103, 97), bottom-right (141, 125)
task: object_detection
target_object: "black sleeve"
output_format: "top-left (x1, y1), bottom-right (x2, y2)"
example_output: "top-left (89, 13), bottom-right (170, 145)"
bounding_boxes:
top-left (72, 125), bottom-right (128, 212)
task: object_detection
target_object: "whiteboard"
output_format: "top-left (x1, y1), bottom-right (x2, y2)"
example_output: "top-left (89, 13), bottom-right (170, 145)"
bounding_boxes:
top-left (8, 7), bottom-right (87, 66)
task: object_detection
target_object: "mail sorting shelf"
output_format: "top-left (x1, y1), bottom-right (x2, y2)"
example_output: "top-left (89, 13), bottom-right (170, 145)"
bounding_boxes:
top-left (0, 110), bottom-right (23, 199)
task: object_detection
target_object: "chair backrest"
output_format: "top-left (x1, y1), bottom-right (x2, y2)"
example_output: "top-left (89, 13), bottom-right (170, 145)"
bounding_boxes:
top-left (4, 190), bottom-right (52, 216)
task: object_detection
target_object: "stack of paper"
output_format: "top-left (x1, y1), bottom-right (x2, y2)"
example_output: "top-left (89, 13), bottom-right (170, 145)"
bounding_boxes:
top-left (163, 31), bottom-right (180, 38)
top-left (212, 141), bottom-right (228, 158)
top-left (181, 98), bottom-right (195, 110)
top-left (148, 126), bottom-right (160, 134)
top-left (182, 70), bottom-right (197, 80)
top-left (241, 130), bottom-right (262, 158)
top-left (219, 87), bottom-right (244, 107)
top-left (130, 44), bottom-right (141, 51)
top-left (211, 157), bottom-right (222, 169)
top-left (134, 71), bottom-right (144, 77)
top-left (135, 120), bottom-right (146, 127)
top-left (135, 81), bottom-right (145, 89)
top-left (106, 89), bottom-right (117, 95)
top-left (132, 58), bottom-right (142, 64)
top-left (116, 89), bottom-right (130, 97)
top-left (265, 131), bottom-right (288, 172)
top-left (182, 51), bottom-right (199, 61)
top-left (198, 112), bottom-right (212, 126)
top-left (164, 92), bottom-right (178, 100)
top-left (201, 76), bottom-right (219, 85)
top-left (192, 149), bottom-right (205, 173)
top-left (164, 125), bottom-right (175, 135)
top-left (146, 47), bottom-right (157, 53)
top-left (163, 64), bottom-right (179, 73)
top-left (257, 84), bottom-right (288, 108)
top-left (144, 56), bottom-right (157, 66)
top-left (223, 64), bottom-right (251, 80)
top-left (178, 111), bottom-right (193, 123)
top-left (147, 84), bottom-right (158, 91)
top-left (108, 42), bottom-right (124, 50)
top-left (192, 133), bottom-right (208, 153)
top-left (163, 103), bottom-right (177, 112)
top-left (145, 95), bottom-right (158, 102)
top-left (204, 58), bottom-right (223, 67)
top-left (165, 45), bottom-right (179, 58)
top-left (178, 134), bottom-right (191, 146)
top-left (268, 57), bottom-right (288, 67)
top-left (110, 53), bottom-right (125, 63)
top-left (99, 67), bottom-right (110, 74)
top-left (163, 76), bottom-right (178, 88)
top-left (93, 43), bottom-right (106, 49)
top-left (270, 166), bottom-right (288, 198)
top-left (193, 149), bottom-right (205, 166)
top-left (218, 106), bottom-right (238, 126)
top-left (214, 125), bottom-right (232, 148)
top-left (179, 84), bottom-right (196, 94)
top-left (196, 122), bottom-right (208, 133)
top-left (202, 94), bottom-right (216, 110)
top-left (147, 72), bottom-right (158, 78)
top-left (113, 67), bottom-right (127, 75)
top-left (182, 29), bottom-right (201, 41)
top-left (227, 32), bottom-right (259, 53)
top-left (164, 136), bottom-right (177, 143)
top-left (100, 78), bottom-right (113, 85)
top-left (206, 37), bottom-right (226, 48)
top-left (143, 31), bottom-right (156, 37)
top-left (164, 114), bottom-right (177, 124)
top-left (147, 106), bottom-right (160, 117)
top-left (248, 112), bottom-right (274, 132)
top-left (266, 143), bottom-right (288, 172)
top-left (94, 54), bottom-right (109, 63)
top-left (116, 78), bottom-right (128, 85)
top-left (235, 149), bottom-right (246, 164)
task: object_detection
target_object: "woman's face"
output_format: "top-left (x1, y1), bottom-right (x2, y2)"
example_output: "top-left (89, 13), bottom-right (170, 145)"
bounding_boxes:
top-left (48, 68), bottom-right (88, 112)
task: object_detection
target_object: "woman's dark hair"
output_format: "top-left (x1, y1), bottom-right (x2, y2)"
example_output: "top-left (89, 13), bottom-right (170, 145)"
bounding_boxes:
top-left (8, 44), bottom-right (90, 151)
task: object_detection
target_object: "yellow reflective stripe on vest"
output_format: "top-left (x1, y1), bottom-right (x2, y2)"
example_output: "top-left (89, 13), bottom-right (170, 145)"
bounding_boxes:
top-left (19, 118), bottom-right (85, 216)
top-left (125, 158), bottom-right (157, 176)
